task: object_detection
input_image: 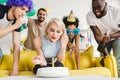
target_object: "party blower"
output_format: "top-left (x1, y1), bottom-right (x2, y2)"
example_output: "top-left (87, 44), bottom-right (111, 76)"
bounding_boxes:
top-left (97, 30), bottom-right (111, 53)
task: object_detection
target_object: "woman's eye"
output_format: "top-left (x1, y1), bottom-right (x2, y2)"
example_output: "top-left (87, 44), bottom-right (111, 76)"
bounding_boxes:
top-left (50, 29), bottom-right (55, 32)
top-left (56, 30), bottom-right (61, 33)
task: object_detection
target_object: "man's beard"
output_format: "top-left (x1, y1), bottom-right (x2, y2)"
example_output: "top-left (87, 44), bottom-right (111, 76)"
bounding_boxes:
top-left (95, 7), bottom-right (106, 18)
top-left (38, 18), bottom-right (45, 22)
top-left (95, 12), bottom-right (102, 18)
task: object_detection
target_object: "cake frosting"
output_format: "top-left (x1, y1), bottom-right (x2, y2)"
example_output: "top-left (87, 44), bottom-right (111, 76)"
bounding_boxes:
top-left (36, 67), bottom-right (69, 77)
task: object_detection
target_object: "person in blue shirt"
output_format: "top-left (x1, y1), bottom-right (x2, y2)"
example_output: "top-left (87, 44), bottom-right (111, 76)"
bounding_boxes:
top-left (32, 18), bottom-right (68, 74)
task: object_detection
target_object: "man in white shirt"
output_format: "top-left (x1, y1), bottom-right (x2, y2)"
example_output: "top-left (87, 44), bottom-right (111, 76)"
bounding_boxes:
top-left (0, 0), bottom-right (33, 76)
top-left (86, 0), bottom-right (120, 77)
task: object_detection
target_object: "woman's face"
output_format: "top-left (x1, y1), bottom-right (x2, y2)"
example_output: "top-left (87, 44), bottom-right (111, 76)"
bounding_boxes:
top-left (46, 22), bottom-right (63, 42)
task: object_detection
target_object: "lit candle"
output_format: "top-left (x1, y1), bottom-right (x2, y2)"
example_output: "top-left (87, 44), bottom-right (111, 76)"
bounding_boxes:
top-left (52, 57), bottom-right (54, 67)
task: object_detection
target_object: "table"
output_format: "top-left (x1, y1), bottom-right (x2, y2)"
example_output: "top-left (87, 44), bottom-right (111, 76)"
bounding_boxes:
top-left (0, 75), bottom-right (118, 80)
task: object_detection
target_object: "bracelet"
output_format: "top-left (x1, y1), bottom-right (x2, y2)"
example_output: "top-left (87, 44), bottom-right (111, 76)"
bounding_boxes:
top-left (60, 49), bottom-right (66, 53)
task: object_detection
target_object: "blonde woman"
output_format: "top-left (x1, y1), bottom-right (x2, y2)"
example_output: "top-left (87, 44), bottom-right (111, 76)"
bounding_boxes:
top-left (32, 18), bottom-right (68, 74)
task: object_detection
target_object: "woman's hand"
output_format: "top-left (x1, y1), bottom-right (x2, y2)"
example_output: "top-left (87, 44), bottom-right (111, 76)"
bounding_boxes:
top-left (32, 56), bottom-right (47, 66)
top-left (67, 43), bottom-right (76, 58)
top-left (60, 29), bottom-right (68, 49)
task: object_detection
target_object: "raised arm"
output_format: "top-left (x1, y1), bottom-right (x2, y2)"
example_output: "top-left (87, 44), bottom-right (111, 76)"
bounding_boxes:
top-left (57, 30), bottom-right (68, 62)
top-left (0, 17), bottom-right (25, 38)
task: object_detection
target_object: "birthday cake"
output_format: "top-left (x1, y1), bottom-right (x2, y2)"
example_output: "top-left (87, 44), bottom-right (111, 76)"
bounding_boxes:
top-left (36, 67), bottom-right (70, 77)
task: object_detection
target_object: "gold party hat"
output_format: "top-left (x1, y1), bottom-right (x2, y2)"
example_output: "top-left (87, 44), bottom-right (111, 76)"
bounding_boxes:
top-left (67, 10), bottom-right (76, 22)
top-left (45, 8), bottom-right (51, 13)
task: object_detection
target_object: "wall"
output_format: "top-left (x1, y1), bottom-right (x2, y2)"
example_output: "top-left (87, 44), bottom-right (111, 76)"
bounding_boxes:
top-left (33, 0), bottom-right (91, 29)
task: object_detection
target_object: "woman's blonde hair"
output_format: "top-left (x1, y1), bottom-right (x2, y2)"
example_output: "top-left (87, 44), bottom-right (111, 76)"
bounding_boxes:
top-left (44, 18), bottom-right (65, 39)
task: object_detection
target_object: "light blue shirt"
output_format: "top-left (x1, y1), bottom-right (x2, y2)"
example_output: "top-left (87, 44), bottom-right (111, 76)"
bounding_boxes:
top-left (42, 36), bottom-right (60, 58)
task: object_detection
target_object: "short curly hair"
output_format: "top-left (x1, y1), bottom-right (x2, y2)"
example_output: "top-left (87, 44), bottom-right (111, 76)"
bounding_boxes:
top-left (6, 0), bottom-right (34, 12)
top-left (63, 16), bottom-right (79, 28)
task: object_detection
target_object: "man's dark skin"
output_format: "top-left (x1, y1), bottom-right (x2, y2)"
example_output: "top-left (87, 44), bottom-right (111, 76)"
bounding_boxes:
top-left (90, 0), bottom-right (120, 57)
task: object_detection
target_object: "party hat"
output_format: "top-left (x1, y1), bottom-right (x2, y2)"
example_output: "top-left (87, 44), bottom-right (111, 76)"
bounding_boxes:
top-left (67, 10), bottom-right (76, 22)
top-left (45, 8), bottom-right (51, 13)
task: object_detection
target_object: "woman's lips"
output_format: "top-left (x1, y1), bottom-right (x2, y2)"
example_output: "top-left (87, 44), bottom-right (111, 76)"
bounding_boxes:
top-left (51, 37), bottom-right (56, 39)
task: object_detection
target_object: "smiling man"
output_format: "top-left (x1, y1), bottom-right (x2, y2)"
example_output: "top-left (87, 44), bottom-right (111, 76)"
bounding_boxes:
top-left (24, 8), bottom-right (48, 50)
top-left (86, 0), bottom-right (120, 77)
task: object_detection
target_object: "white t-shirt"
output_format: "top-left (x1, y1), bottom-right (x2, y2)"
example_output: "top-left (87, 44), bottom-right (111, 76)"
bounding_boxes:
top-left (86, 6), bottom-right (120, 35)
top-left (0, 14), bottom-right (27, 53)
top-left (0, 14), bottom-right (13, 54)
